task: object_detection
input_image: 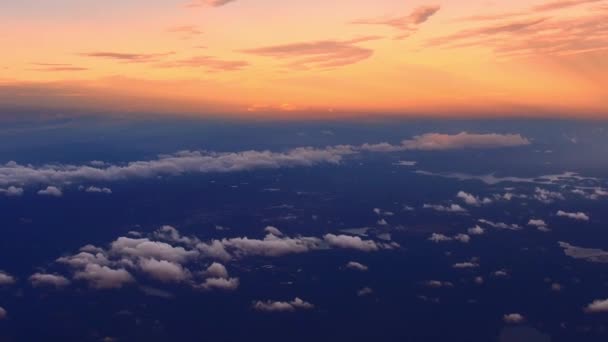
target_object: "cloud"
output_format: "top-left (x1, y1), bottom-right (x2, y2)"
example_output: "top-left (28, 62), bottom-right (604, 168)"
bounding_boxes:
top-left (240, 37), bottom-right (379, 69)
top-left (402, 132), bottom-right (530, 150)
top-left (357, 287), bottom-right (374, 296)
top-left (83, 186), bottom-right (112, 194)
top-left (74, 264), bottom-right (135, 289)
top-left (534, 188), bottom-right (565, 203)
top-left (429, 233), bottom-right (470, 243)
top-left (584, 298), bottom-right (608, 313)
top-left (29, 273), bottom-right (70, 288)
top-left (138, 258), bottom-right (191, 283)
top-left (558, 241), bottom-right (608, 263)
top-left (533, 0), bottom-right (603, 11)
top-left (0, 186), bottom-right (23, 196)
top-left (352, 5), bottom-right (440, 39)
top-left (199, 277), bottom-right (239, 291)
top-left (252, 297), bottom-right (314, 312)
top-left (424, 280), bottom-right (454, 288)
top-left (503, 313), bottom-right (525, 323)
top-left (219, 234), bottom-right (323, 257)
top-left (203, 262), bottom-right (229, 278)
top-left (29, 63), bottom-right (88, 72)
top-left (157, 56), bottom-right (249, 72)
top-left (423, 204), bottom-right (467, 213)
top-left (453, 262), bottom-right (479, 269)
top-left (468, 225), bottom-right (485, 235)
top-left (457, 191), bottom-right (493, 206)
top-left (110, 237), bottom-right (199, 263)
top-left (323, 234), bottom-right (379, 252)
top-left (166, 25), bottom-right (203, 38)
top-left (346, 261), bottom-right (369, 271)
top-left (37, 186), bottom-right (62, 197)
top-left (478, 219), bottom-right (522, 230)
top-left (187, 0), bottom-right (237, 7)
top-left (0, 271), bottom-right (16, 286)
top-left (528, 219), bottom-right (549, 231)
top-left (79, 51), bottom-right (174, 63)
top-left (264, 226), bottom-right (283, 237)
top-left (556, 210), bottom-right (589, 221)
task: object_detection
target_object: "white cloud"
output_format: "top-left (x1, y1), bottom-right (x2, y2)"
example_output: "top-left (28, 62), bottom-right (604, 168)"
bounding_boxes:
top-left (478, 219), bottom-right (521, 230)
top-left (0, 271), bottom-right (16, 286)
top-left (394, 160), bottom-right (417, 166)
top-left (110, 237), bottom-right (198, 263)
top-left (429, 233), bottom-right (470, 243)
top-left (0, 307), bottom-right (6, 320)
top-left (138, 258), bottom-right (191, 283)
top-left (346, 261), bottom-right (368, 271)
top-left (558, 242), bottom-right (608, 263)
top-left (468, 225), bottom-right (485, 235)
top-left (423, 204), bottom-right (467, 213)
top-left (84, 186), bottom-right (112, 194)
top-left (252, 297), bottom-right (314, 312)
top-left (584, 299), bottom-right (608, 313)
top-left (503, 313), bottom-right (525, 323)
top-left (424, 280), bottom-right (454, 288)
top-left (29, 273), bottom-right (70, 288)
top-left (199, 277), bottom-right (239, 291)
top-left (37, 186), bottom-right (62, 197)
top-left (221, 234), bottom-right (323, 257)
top-left (371, 132), bottom-right (529, 151)
top-left (528, 219), bottom-right (549, 231)
top-left (454, 234), bottom-right (471, 243)
top-left (74, 264), bottom-right (135, 289)
top-left (534, 188), bottom-right (564, 203)
top-left (323, 234), bottom-right (379, 252)
top-left (264, 226), bottom-right (283, 236)
top-left (203, 262), bottom-right (229, 279)
top-left (557, 210), bottom-right (589, 221)
top-left (453, 262), bottom-right (479, 269)
top-left (357, 287), bottom-right (374, 296)
top-left (457, 191), bottom-right (492, 206)
top-left (0, 186), bottom-right (23, 196)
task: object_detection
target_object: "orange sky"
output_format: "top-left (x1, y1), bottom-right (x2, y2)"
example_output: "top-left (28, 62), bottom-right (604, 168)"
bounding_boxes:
top-left (1, 0), bottom-right (607, 118)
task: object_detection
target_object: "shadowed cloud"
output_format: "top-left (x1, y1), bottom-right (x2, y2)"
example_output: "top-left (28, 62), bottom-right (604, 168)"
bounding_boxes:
top-left (79, 51), bottom-right (174, 63)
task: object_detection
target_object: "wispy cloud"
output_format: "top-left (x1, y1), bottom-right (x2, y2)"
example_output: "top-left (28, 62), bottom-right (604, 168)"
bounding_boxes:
top-left (79, 51), bottom-right (174, 63)
top-left (187, 0), bottom-right (237, 7)
top-left (157, 56), bottom-right (249, 71)
top-left (167, 25), bottom-right (203, 39)
top-left (30, 63), bottom-right (88, 72)
top-left (352, 5), bottom-right (441, 39)
top-left (240, 37), bottom-right (379, 69)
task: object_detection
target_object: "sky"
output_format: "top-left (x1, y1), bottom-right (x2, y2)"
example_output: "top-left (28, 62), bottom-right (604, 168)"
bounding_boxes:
top-left (1, 0), bottom-right (607, 118)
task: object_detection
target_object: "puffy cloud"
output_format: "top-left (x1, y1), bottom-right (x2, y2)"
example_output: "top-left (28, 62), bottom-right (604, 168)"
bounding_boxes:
top-left (424, 280), bottom-right (454, 288)
top-left (558, 241), bottom-right (608, 263)
top-left (584, 298), bottom-right (608, 313)
top-left (199, 277), bottom-right (239, 291)
top-left (503, 313), bottom-right (525, 323)
top-left (0, 271), bottom-right (16, 285)
top-left (468, 225), bottom-right (485, 235)
top-left (153, 225), bottom-right (199, 246)
top-left (0, 186), bottom-right (23, 196)
top-left (196, 240), bottom-right (232, 261)
top-left (264, 226), bottom-right (283, 236)
top-left (74, 264), bottom-right (135, 289)
top-left (534, 188), bottom-right (564, 203)
top-left (110, 237), bottom-right (198, 263)
top-left (57, 251), bottom-right (109, 268)
top-left (453, 262), bottom-right (479, 269)
top-left (423, 204), bottom-right (467, 213)
top-left (401, 132), bottom-right (530, 150)
top-left (138, 258), bottom-right (191, 283)
top-left (221, 234), bottom-right (323, 257)
top-left (528, 219), bottom-right (549, 231)
top-left (556, 210), bottom-right (589, 221)
top-left (346, 261), bottom-right (368, 271)
top-left (203, 262), bottom-right (229, 279)
top-left (29, 273), bottom-right (70, 288)
top-left (323, 234), bottom-right (379, 252)
top-left (84, 186), bottom-right (112, 194)
top-left (494, 270), bottom-right (509, 277)
top-left (429, 233), bottom-right (470, 243)
top-left (454, 234), bottom-right (471, 243)
top-left (37, 186), bottom-right (62, 197)
top-left (252, 297), bottom-right (314, 312)
top-left (457, 191), bottom-right (493, 206)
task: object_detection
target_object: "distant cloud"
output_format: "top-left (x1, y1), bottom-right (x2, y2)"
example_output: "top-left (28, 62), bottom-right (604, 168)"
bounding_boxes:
top-left (423, 204), bottom-right (467, 213)
top-left (157, 56), bottom-right (249, 72)
top-left (556, 210), bottom-right (589, 221)
top-left (264, 226), bottom-right (283, 237)
top-left (453, 261), bottom-right (479, 269)
top-left (0, 307), bottom-right (6, 320)
top-left (424, 280), bottom-right (454, 288)
top-left (429, 233), bottom-right (470, 243)
top-left (558, 241), bottom-right (608, 263)
top-left (468, 225), bottom-right (485, 235)
top-left (534, 188), bottom-right (565, 203)
top-left (240, 37), bottom-right (379, 69)
top-left (503, 313), bottom-right (525, 323)
top-left (166, 25), bottom-right (203, 39)
top-left (83, 186), bottom-right (112, 194)
top-left (29, 63), bottom-right (88, 72)
top-left (533, 0), bottom-right (603, 11)
top-left (138, 258), bottom-right (191, 283)
top-left (203, 262), bottom-right (229, 279)
top-left (457, 191), bottom-right (493, 206)
top-left (584, 298), bottom-right (608, 313)
top-left (478, 219), bottom-right (522, 230)
top-left (528, 219), bottom-right (549, 231)
top-left (79, 51), bottom-right (174, 63)
top-left (346, 261), bottom-right (369, 271)
top-left (352, 5), bottom-right (440, 39)
top-left (37, 186), bottom-right (62, 197)
top-left (74, 264), bottom-right (135, 289)
top-left (252, 297), bottom-right (314, 312)
top-left (0, 271), bottom-right (16, 286)
top-left (29, 273), bottom-right (70, 288)
top-left (0, 186), bottom-right (23, 197)
top-left (323, 234), bottom-right (379, 252)
top-left (357, 287), bottom-right (374, 296)
top-left (199, 277), bottom-right (239, 291)
top-left (187, 0), bottom-right (237, 7)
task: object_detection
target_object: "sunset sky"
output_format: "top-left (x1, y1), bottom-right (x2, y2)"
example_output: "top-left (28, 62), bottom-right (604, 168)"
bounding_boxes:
top-left (1, 0), bottom-right (607, 117)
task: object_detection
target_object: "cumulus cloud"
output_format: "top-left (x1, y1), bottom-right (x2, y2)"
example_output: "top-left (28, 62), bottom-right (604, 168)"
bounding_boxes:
top-left (199, 277), bottom-right (239, 291)
top-left (74, 264), bottom-right (135, 289)
top-left (478, 219), bottom-right (522, 230)
top-left (0, 186), bottom-right (23, 196)
top-left (556, 210), bottom-right (589, 221)
top-left (0, 271), bottom-right (16, 285)
top-left (220, 234), bottom-right (323, 257)
top-left (584, 298), bottom-right (608, 313)
top-left (429, 233), bottom-right (470, 243)
top-left (453, 262), bottom-right (479, 269)
top-left (203, 262), bottom-right (229, 279)
top-left (558, 242), bottom-right (608, 263)
top-left (138, 258), bottom-right (191, 283)
top-left (534, 188), bottom-right (565, 203)
top-left (357, 287), bottom-right (374, 296)
top-left (264, 226), bottom-right (283, 236)
top-left (424, 204), bottom-right (467, 213)
top-left (528, 219), bottom-right (549, 231)
top-left (468, 225), bottom-right (485, 235)
top-left (37, 186), bottom-right (62, 197)
top-left (29, 273), bottom-right (70, 288)
top-left (110, 237), bottom-right (199, 263)
top-left (457, 191), bottom-right (493, 206)
top-left (424, 280), bottom-right (454, 288)
top-left (252, 297), bottom-right (314, 312)
top-left (83, 186), bottom-right (112, 194)
top-left (401, 132), bottom-right (530, 150)
top-left (323, 234), bottom-right (379, 252)
top-left (346, 261), bottom-right (369, 271)
top-left (503, 313), bottom-right (525, 323)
